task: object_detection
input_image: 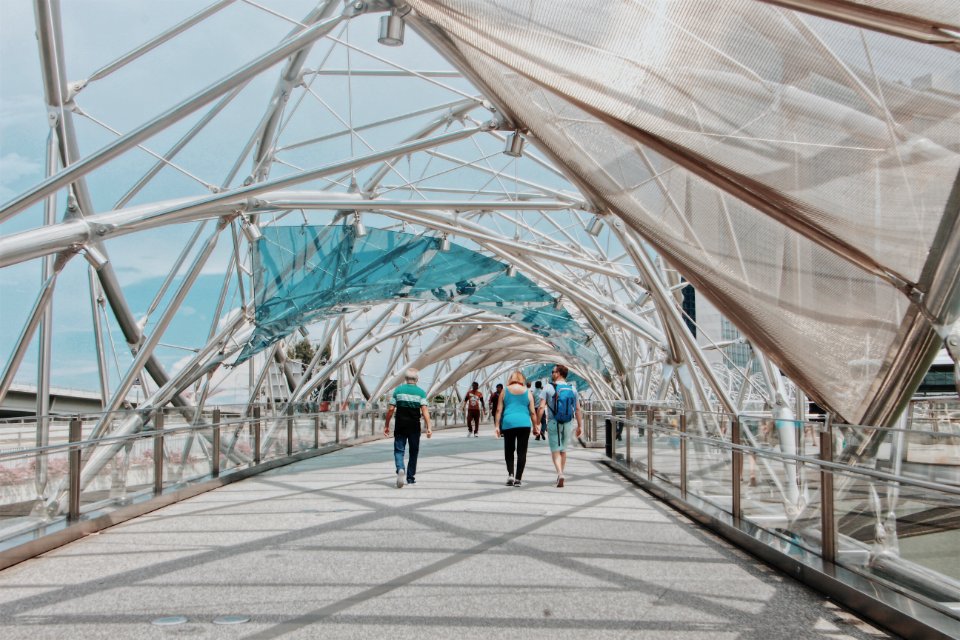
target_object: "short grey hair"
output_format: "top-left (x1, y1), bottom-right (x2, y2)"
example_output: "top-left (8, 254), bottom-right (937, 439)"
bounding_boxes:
top-left (404, 368), bottom-right (419, 383)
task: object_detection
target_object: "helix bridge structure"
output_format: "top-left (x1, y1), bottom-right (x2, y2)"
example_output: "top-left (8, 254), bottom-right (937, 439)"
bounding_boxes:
top-left (0, 2), bottom-right (958, 636)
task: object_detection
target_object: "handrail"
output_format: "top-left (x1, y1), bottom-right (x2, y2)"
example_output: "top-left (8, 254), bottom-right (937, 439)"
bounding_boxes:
top-left (601, 404), bottom-right (960, 638)
top-left (0, 405), bottom-right (466, 566)
top-left (616, 417), bottom-right (960, 497)
top-left (0, 408), bottom-right (388, 461)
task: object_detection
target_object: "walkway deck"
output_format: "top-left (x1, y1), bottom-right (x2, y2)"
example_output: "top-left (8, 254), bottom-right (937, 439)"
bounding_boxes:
top-left (0, 429), bottom-right (890, 639)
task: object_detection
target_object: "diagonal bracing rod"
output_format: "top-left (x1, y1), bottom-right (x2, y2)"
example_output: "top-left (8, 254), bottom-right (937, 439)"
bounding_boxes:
top-left (0, 9), bottom-right (351, 222)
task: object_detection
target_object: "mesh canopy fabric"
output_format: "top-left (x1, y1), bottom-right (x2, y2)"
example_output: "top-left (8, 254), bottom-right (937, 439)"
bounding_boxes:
top-left (241, 225), bottom-right (608, 374)
top-left (408, 0), bottom-right (960, 423)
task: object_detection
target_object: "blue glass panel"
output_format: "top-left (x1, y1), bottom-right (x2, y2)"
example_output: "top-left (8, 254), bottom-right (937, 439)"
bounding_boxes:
top-left (522, 363), bottom-right (591, 391)
top-left (240, 225), bottom-right (608, 376)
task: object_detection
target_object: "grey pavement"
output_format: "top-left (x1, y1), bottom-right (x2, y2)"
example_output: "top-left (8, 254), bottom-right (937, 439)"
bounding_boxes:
top-left (0, 428), bottom-right (892, 639)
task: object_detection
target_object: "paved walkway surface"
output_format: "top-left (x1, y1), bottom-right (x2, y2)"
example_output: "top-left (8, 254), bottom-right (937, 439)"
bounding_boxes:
top-left (0, 428), bottom-right (891, 639)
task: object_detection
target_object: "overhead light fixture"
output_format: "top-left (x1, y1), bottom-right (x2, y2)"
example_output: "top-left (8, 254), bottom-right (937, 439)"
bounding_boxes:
top-left (439, 234), bottom-right (451, 252)
top-left (506, 264), bottom-right (517, 277)
top-left (352, 211), bottom-right (367, 237)
top-left (586, 214), bottom-right (604, 236)
top-left (504, 131), bottom-right (524, 158)
top-left (378, 9), bottom-right (406, 46)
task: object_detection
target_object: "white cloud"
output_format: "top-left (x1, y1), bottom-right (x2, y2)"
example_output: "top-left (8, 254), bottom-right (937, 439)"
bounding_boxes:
top-left (0, 151), bottom-right (41, 183)
top-left (0, 95), bottom-right (44, 129)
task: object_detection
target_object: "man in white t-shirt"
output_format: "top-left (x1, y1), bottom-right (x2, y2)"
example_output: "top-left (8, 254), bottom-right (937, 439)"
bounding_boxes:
top-left (537, 364), bottom-right (582, 487)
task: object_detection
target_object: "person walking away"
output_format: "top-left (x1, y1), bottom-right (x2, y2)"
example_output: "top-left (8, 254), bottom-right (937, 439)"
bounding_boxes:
top-left (383, 368), bottom-right (432, 488)
top-left (495, 371), bottom-right (538, 486)
top-left (463, 381), bottom-right (485, 437)
top-left (488, 383), bottom-right (503, 427)
top-left (532, 381), bottom-right (545, 440)
top-left (537, 364), bottom-right (582, 487)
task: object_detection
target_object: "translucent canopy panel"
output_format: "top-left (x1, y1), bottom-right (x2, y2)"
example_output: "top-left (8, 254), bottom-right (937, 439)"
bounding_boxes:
top-left (522, 363), bottom-right (591, 392)
top-left (408, 0), bottom-right (960, 424)
top-left (244, 224), bottom-right (608, 374)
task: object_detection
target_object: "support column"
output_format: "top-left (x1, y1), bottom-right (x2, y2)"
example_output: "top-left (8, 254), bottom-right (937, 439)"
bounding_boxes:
top-left (212, 408), bottom-right (221, 478)
top-left (680, 411), bottom-right (688, 498)
top-left (732, 415), bottom-right (742, 522)
top-left (67, 416), bottom-right (82, 521)
top-left (820, 420), bottom-right (836, 563)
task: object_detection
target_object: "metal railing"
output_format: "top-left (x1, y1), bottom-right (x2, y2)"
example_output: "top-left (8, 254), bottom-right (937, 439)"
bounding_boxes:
top-left (598, 405), bottom-right (960, 639)
top-left (0, 403), bottom-right (464, 565)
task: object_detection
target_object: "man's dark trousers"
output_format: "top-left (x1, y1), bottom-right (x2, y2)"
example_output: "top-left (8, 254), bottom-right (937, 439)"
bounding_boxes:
top-left (394, 424), bottom-right (421, 481)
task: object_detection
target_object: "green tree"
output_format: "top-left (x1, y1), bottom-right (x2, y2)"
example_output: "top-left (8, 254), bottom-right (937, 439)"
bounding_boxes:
top-left (286, 338), bottom-right (315, 364)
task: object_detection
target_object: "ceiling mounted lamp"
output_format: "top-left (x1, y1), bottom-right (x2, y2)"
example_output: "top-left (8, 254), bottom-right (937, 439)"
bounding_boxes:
top-left (352, 211), bottom-right (367, 237)
top-left (586, 214), bottom-right (605, 236)
top-left (504, 131), bottom-right (525, 158)
top-left (439, 234), bottom-right (451, 252)
top-left (506, 263), bottom-right (517, 277)
top-left (378, 8), bottom-right (406, 46)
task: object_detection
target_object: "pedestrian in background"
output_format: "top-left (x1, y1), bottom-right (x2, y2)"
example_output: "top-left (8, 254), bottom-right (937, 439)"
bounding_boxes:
top-left (463, 381), bottom-right (485, 437)
top-left (488, 383), bottom-right (503, 427)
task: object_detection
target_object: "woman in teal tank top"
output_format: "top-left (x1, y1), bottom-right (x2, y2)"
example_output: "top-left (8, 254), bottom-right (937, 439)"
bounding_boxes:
top-left (494, 370), bottom-right (539, 486)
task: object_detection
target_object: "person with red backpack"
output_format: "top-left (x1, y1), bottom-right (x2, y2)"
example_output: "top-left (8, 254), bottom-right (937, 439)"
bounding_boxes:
top-left (537, 364), bottom-right (582, 487)
top-left (463, 381), bottom-right (485, 437)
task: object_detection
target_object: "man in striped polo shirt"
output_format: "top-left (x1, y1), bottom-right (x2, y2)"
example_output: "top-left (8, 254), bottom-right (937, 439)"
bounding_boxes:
top-left (383, 368), bottom-right (433, 488)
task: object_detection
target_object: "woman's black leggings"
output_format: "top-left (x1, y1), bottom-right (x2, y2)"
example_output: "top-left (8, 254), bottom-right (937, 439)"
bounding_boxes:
top-left (503, 428), bottom-right (531, 479)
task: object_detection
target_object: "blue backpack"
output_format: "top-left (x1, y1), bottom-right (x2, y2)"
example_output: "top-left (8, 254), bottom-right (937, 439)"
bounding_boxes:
top-left (552, 382), bottom-right (576, 423)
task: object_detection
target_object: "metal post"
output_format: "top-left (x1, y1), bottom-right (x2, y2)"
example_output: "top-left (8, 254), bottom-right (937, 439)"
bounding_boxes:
top-left (680, 411), bottom-right (688, 498)
top-left (314, 414), bottom-right (320, 448)
top-left (68, 416), bottom-right (82, 521)
top-left (354, 411), bottom-right (360, 439)
top-left (820, 420), bottom-right (836, 564)
top-left (335, 413), bottom-right (342, 443)
top-left (253, 406), bottom-right (261, 465)
top-left (211, 408), bottom-right (220, 478)
top-left (153, 410), bottom-right (164, 495)
top-left (732, 415), bottom-right (742, 522)
top-left (646, 407), bottom-right (654, 480)
top-left (287, 414), bottom-right (293, 455)
top-left (624, 411), bottom-right (631, 463)
top-left (610, 410), bottom-right (617, 460)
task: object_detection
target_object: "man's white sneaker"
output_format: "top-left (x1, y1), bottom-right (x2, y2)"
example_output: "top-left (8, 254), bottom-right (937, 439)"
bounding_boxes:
top-left (396, 470), bottom-right (405, 488)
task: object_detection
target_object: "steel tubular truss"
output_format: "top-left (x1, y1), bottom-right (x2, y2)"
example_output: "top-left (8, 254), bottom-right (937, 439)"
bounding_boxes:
top-left (1, 6), bottom-right (958, 629)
